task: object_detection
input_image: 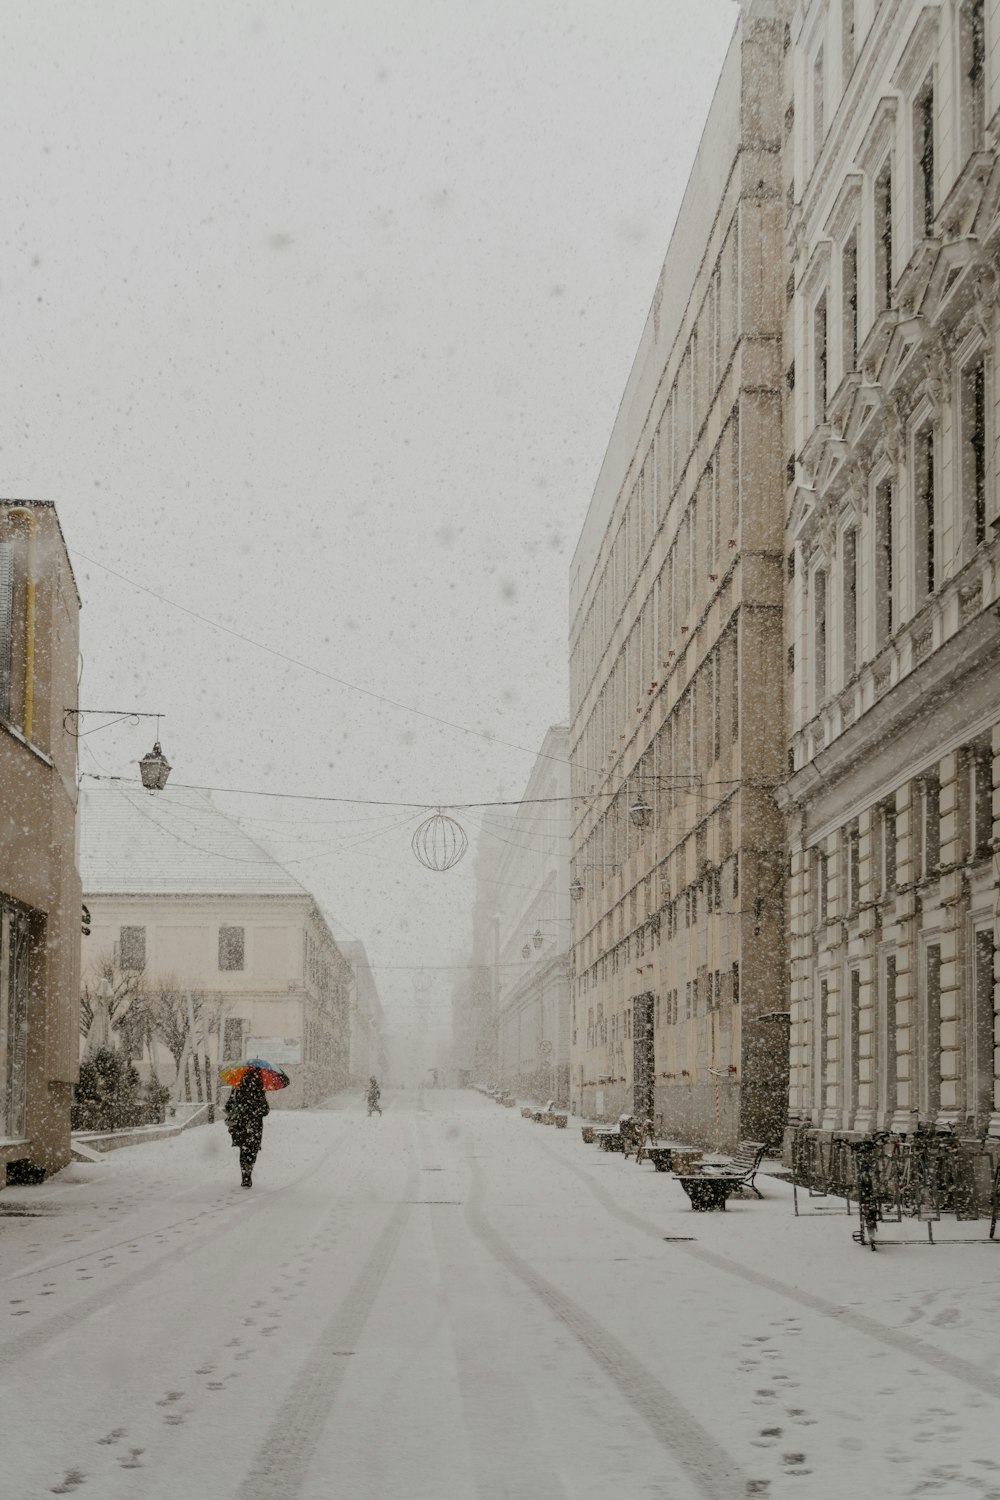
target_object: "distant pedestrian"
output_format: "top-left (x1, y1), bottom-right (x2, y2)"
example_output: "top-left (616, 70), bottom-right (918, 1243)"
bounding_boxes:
top-left (367, 1076), bottom-right (382, 1116)
top-left (225, 1067), bottom-right (270, 1188)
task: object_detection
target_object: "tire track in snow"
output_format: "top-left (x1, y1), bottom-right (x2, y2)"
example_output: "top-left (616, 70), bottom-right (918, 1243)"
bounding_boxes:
top-left (539, 1137), bottom-right (1000, 1404)
top-left (236, 1193), bottom-right (415, 1500)
top-left (464, 1156), bottom-right (748, 1500)
top-left (414, 1115), bottom-right (574, 1500)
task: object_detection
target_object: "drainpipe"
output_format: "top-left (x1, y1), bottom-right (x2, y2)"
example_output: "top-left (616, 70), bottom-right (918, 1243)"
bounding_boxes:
top-left (6, 506), bottom-right (37, 741)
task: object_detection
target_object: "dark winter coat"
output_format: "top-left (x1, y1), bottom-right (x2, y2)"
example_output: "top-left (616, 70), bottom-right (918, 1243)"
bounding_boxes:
top-left (225, 1073), bottom-right (270, 1152)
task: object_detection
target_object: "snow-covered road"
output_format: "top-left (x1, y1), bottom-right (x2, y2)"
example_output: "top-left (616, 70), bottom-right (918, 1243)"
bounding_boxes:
top-left (3, 1090), bottom-right (1000, 1499)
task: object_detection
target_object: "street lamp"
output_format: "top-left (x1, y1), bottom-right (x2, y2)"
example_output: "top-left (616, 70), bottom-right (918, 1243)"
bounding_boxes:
top-left (65, 709), bottom-right (172, 791)
top-left (569, 863), bottom-right (620, 902)
top-left (628, 795), bottom-right (653, 829)
top-left (139, 741), bottom-right (172, 791)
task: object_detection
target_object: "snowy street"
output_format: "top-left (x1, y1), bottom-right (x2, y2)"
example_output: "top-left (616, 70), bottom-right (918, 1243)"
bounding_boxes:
top-left (3, 1090), bottom-right (1000, 1500)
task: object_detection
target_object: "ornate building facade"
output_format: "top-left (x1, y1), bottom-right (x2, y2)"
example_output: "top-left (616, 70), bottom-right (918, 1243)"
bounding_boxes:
top-left (779, 0), bottom-right (1000, 1143)
top-left (494, 726), bottom-right (572, 1108)
top-left (568, 2), bottom-right (789, 1148)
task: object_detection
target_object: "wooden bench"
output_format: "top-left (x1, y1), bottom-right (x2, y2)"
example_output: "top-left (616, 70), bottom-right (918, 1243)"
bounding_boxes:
top-left (700, 1140), bottom-right (768, 1199)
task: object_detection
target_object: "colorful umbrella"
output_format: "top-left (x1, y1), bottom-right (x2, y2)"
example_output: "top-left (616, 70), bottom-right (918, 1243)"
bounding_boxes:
top-left (218, 1058), bottom-right (290, 1091)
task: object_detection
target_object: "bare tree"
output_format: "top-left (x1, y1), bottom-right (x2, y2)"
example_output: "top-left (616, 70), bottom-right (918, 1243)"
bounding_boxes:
top-left (146, 976), bottom-right (203, 1072)
top-left (80, 952), bottom-right (147, 1046)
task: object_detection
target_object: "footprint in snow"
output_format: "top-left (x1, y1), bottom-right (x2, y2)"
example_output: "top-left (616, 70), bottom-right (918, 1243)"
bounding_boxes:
top-left (96, 1429), bottom-right (126, 1446)
top-left (50, 1470), bottom-right (85, 1494)
top-left (782, 1453), bottom-right (811, 1475)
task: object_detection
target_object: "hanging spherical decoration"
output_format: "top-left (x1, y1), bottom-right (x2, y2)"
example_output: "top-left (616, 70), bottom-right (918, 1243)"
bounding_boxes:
top-left (412, 811), bottom-right (469, 871)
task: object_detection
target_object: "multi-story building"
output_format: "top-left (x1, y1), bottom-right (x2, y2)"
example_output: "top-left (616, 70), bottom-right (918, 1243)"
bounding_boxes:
top-left (80, 786), bottom-right (353, 1108)
top-left (340, 939), bottom-right (388, 1086)
top-left (451, 835), bottom-right (502, 1089)
top-left (494, 726), bottom-right (572, 1107)
top-left (779, 0), bottom-right (1000, 1145)
top-left (568, 1), bottom-right (790, 1149)
top-left (0, 499), bottom-right (82, 1177)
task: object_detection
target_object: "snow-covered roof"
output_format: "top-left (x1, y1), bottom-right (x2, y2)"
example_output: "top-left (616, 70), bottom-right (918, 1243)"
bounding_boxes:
top-left (79, 785), bottom-right (307, 898)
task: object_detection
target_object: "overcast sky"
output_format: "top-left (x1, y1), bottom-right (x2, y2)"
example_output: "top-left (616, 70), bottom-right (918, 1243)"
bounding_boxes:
top-left (2, 0), bottom-right (737, 1032)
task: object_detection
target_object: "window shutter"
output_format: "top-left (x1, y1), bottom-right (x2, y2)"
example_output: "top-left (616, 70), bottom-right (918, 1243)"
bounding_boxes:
top-left (0, 542), bottom-right (12, 721)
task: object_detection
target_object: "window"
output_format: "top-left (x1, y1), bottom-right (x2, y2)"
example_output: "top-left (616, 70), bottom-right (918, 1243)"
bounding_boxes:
top-left (914, 425), bottom-right (936, 598)
top-left (879, 951), bottom-right (897, 1123)
top-left (915, 78), bottom-right (934, 238)
top-left (817, 978), bottom-right (829, 1110)
top-left (842, 0), bottom-right (855, 81)
top-left (972, 928), bottom-right (995, 1121)
top-left (918, 774), bottom-right (940, 877)
top-left (219, 926), bottom-right (245, 972)
top-left (816, 847), bottom-right (829, 926)
top-left (846, 820), bottom-right (860, 913)
top-left (813, 568), bottom-right (827, 709)
top-left (846, 967), bottom-right (861, 1113)
top-left (874, 477), bottom-right (894, 647)
top-left (813, 293), bottom-right (828, 423)
top-left (842, 526), bottom-right (858, 679)
top-left (731, 961), bottom-right (740, 1006)
top-left (962, 0), bottom-right (986, 157)
top-left (960, 357), bottom-right (987, 552)
top-left (731, 619), bottom-right (740, 744)
top-left (812, 46), bottom-right (825, 165)
top-left (842, 233), bottom-right (858, 372)
top-left (969, 742), bottom-right (992, 859)
top-left (223, 1017), bottom-right (244, 1060)
top-left (707, 457), bottom-right (719, 574)
top-left (119, 926), bottom-right (146, 971)
top-left (874, 161), bottom-right (893, 312)
top-left (710, 650), bottom-right (721, 762)
top-left (710, 264), bottom-right (721, 394)
top-left (920, 942), bottom-right (941, 1121)
top-left (0, 541), bottom-right (12, 721)
top-left (877, 800), bottom-right (896, 897)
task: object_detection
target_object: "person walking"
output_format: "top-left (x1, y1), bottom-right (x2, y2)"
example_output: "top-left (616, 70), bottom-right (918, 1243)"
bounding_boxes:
top-left (366, 1076), bottom-right (382, 1117)
top-left (225, 1067), bottom-right (270, 1187)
